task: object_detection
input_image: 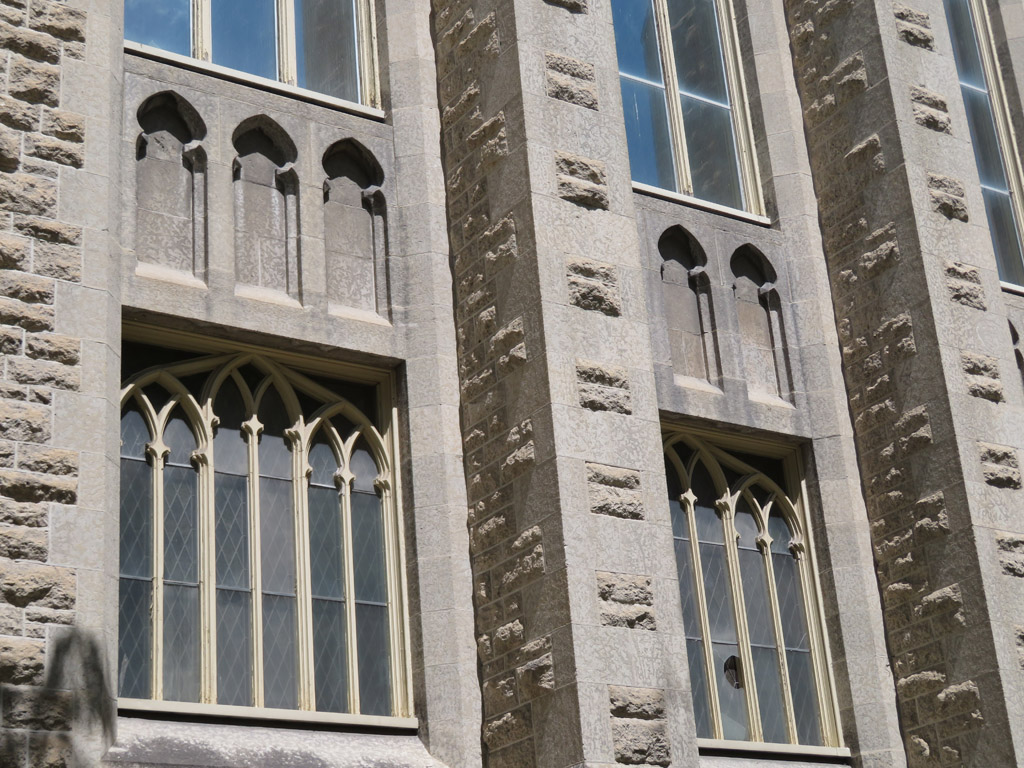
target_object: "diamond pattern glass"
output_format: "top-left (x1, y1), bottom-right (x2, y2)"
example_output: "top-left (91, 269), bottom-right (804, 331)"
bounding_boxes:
top-left (215, 472), bottom-right (249, 589)
top-left (686, 637), bottom-right (712, 738)
top-left (258, 388), bottom-right (292, 481)
top-left (787, 650), bottom-right (822, 745)
top-left (712, 641), bottom-right (748, 740)
top-left (674, 538), bottom-right (701, 638)
top-left (118, 576), bottom-right (152, 699)
top-left (768, 512), bottom-right (792, 555)
top-left (262, 593), bottom-right (298, 710)
top-left (739, 549), bottom-right (774, 647)
top-left (214, 377), bottom-right (248, 475)
top-left (774, 553), bottom-right (809, 651)
top-left (260, 477), bottom-right (295, 595)
top-left (163, 583), bottom-right (199, 702)
top-left (217, 588), bottom-right (253, 706)
top-left (120, 458), bottom-right (152, 579)
top-left (350, 442), bottom-right (378, 493)
top-left (699, 541), bottom-right (737, 642)
top-left (356, 602), bottom-right (391, 716)
top-left (752, 645), bottom-right (787, 744)
top-left (352, 491), bottom-right (386, 604)
top-left (163, 464), bottom-right (198, 583)
top-left (308, 436), bottom-right (337, 487)
top-left (734, 501), bottom-right (759, 550)
top-left (121, 404), bottom-right (150, 458)
top-left (164, 410), bottom-right (195, 466)
top-left (313, 598), bottom-right (348, 713)
top-left (309, 486), bottom-right (343, 599)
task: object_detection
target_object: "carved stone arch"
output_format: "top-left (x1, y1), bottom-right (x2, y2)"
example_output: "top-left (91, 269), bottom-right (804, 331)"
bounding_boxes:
top-left (134, 91), bottom-right (208, 280)
top-left (232, 116), bottom-right (301, 301)
top-left (730, 245), bottom-right (792, 401)
top-left (322, 138), bottom-right (388, 317)
top-left (659, 225), bottom-right (720, 385)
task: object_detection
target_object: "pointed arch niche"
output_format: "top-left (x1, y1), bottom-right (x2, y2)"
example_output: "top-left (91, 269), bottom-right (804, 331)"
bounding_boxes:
top-left (232, 117), bottom-right (301, 302)
top-left (322, 139), bottom-right (387, 318)
top-left (730, 246), bottom-right (792, 402)
top-left (659, 226), bottom-right (720, 385)
top-left (135, 92), bottom-right (208, 281)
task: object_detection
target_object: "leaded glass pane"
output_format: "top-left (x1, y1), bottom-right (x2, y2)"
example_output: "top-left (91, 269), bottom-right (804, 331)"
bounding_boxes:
top-left (768, 512), bottom-right (792, 555)
top-left (351, 442), bottom-right (378, 493)
top-left (217, 588), bottom-right (253, 706)
top-left (125, 0), bottom-right (191, 57)
top-left (787, 650), bottom-right (822, 745)
top-left (686, 637), bottom-right (713, 738)
top-left (752, 645), bottom-right (787, 743)
top-left (667, 0), bottom-right (729, 104)
top-left (666, 455), bottom-right (684, 502)
top-left (215, 473), bottom-right (249, 589)
top-left (214, 377), bottom-right (248, 475)
top-left (212, 0), bottom-right (277, 81)
top-left (620, 76), bottom-right (678, 190)
top-left (712, 641), bottom-right (748, 740)
top-left (296, 0), bottom-right (359, 102)
top-left (310, 486), bottom-right (344, 599)
top-left (699, 541), bottom-right (737, 642)
top-left (674, 537), bottom-right (701, 637)
top-left (774, 553), bottom-right (809, 651)
top-left (681, 94), bottom-right (743, 209)
top-left (120, 458), bottom-right (152, 579)
top-left (313, 599), bottom-right (348, 713)
top-left (259, 388), bottom-right (293, 481)
top-left (734, 499), bottom-right (759, 549)
top-left (669, 496), bottom-right (687, 539)
top-left (309, 434), bottom-right (337, 487)
top-left (356, 602), bottom-right (391, 716)
top-left (163, 464), bottom-right (198, 584)
top-left (263, 593), bottom-right (298, 709)
top-left (121, 404), bottom-right (150, 458)
top-left (163, 583), bottom-right (200, 702)
top-left (118, 576), bottom-right (152, 699)
top-left (260, 477), bottom-right (295, 595)
top-left (164, 410), bottom-right (195, 465)
top-left (739, 548), bottom-right (774, 647)
top-left (352, 490), bottom-right (386, 604)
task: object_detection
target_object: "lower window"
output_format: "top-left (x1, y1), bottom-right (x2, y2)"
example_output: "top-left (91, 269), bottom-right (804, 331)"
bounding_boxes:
top-left (664, 430), bottom-right (840, 748)
top-left (117, 334), bottom-right (407, 718)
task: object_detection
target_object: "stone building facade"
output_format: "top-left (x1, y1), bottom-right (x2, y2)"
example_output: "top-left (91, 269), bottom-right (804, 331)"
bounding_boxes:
top-left (0, 0), bottom-right (1022, 767)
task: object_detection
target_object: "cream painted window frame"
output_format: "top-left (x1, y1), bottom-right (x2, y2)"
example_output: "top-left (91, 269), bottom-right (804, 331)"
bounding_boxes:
top-left (663, 428), bottom-right (842, 751)
top-left (117, 323), bottom-right (413, 726)
top-left (638, 0), bottom-right (764, 215)
top-left (180, 0), bottom-right (380, 108)
top-left (958, 0), bottom-right (1024, 287)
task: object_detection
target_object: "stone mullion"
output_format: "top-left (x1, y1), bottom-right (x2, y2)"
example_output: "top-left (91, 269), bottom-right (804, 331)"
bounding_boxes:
top-left (146, 435), bottom-right (170, 702)
top-left (717, 496), bottom-right (763, 742)
top-left (289, 421), bottom-right (315, 710)
top-left (193, 0), bottom-right (211, 60)
top-left (339, 466), bottom-right (360, 714)
top-left (277, 0), bottom-right (297, 85)
top-left (683, 489), bottom-right (725, 739)
top-left (195, 436), bottom-right (216, 705)
top-left (242, 416), bottom-right (265, 707)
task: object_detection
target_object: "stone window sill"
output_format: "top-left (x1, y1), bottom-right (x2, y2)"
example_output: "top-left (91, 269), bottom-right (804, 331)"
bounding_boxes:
top-left (118, 698), bottom-right (418, 731)
top-left (124, 42), bottom-right (386, 121)
top-left (697, 737), bottom-right (851, 761)
top-left (633, 182), bottom-right (772, 227)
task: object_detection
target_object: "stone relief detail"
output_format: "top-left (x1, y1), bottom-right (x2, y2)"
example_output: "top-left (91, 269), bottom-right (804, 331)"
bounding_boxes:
top-left (996, 534), bottom-right (1024, 577)
top-left (910, 85), bottom-right (951, 133)
top-left (567, 257), bottom-right (622, 316)
top-left (597, 572), bottom-right (655, 630)
top-left (608, 685), bottom-right (671, 766)
top-left (134, 92), bottom-right (207, 280)
top-left (894, 4), bottom-right (934, 49)
top-left (928, 173), bottom-right (968, 221)
top-left (835, 221), bottom-right (901, 295)
top-left (944, 261), bottom-right (986, 309)
top-left (556, 151), bottom-right (609, 209)
top-left (232, 117), bottom-right (301, 301)
top-left (586, 462), bottom-right (643, 520)
top-left (730, 246), bottom-right (792, 401)
top-left (322, 139), bottom-right (386, 316)
top-left (978, 442), bottom-right (1022, 489)
top-left (961, 352), bottom-right (1003, 402)
top-left (545, 52), bottom-right (598, 110)
top-left (576, 359), bottom-right (632, 414)
top-left (659, 226), bottom-right (720, 385)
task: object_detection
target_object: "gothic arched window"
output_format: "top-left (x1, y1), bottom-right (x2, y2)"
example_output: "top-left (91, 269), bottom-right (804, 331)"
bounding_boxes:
top-left (664, 431), bottom-right (840, 748)
top-left (117, 337), bottom-right (408, 721)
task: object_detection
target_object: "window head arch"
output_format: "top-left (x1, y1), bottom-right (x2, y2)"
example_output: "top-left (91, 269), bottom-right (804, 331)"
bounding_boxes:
top-left (117, 335), bottom-right (407, 722)
top-left (664, 429), bottom-right (840, 749)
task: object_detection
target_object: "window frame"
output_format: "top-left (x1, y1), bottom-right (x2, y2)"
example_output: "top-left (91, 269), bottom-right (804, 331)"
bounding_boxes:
top-left (618, 0), bottom-right (765, 216)
top-left (663, 427), bottom-right (843, 754)
top-left (125, 0), bottom-right (381, 111)
top-left (117, 323), bottom-right (414, 728)
top-left (949, 0), bottom-right (1024, 288)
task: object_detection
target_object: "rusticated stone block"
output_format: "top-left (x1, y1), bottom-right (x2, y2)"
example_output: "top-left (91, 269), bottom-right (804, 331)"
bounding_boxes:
top-left (0, 469), bottom-right (76, 503)
top-left (0, 20), bottom-right (60, 63)
top-left (961, 352), bottom-right (1003, 402)
top-left (0, 172), bottom-right (57, 216)
top-left (928, 173), bottom-right (968, 221)
top-left (7, 55), bottom-right (60, 107)
top-left (39, 110), bottom-right (84, 143)
top-left (516, 652), bottom-right (554, 700)
top-left (1, 686), bottom-right (72, 730)
top-left (556, 152), bottom-right (608, 209)
top-left (0, 400), bottom-right (50, 443)
top-left (544, 0), bottom-right (587, 11)
top-left (26, 332), bottom-right (79, 365)
top-left (978, 441), bottom-right (1021, 489)
top-left (28, 0), bottom-right (86, 41)
top-left (598, 572), bottom-right (655, 630)
top-left (945, 261), bottom-right (986, 310)
top-left (996, 534), bottom-right (1024, 577)
top-left (567, 257), bottom-right (622, 316)
top-left (0, 637), bottom-right (44, 684)
top-left (0, 561), bottom-right (74, 609)
top-left (0, 524), bottom-right (47, 561)
top-left (894, 5), bottom-right (934, 49)
top-left (611, 720), bottom-right (670, 766)
top-left (609, 686), bottom-right (665, 719)
top-left (0, 94), bottom-right (39, 132)
top-left (24, 133), bottom-right (84, 169)
top-left (483, 708), bottom-right (531, 750)
top-left (910, 85), bottom-right (950, 133)
top-left (9, 358), bottom-right (80, 390)
top-left (577, 359), bottom-right (631, 414)
top-left (545, 53), bottom-right (597, 110)
top-left (587, 461), bottom-right (643, 519)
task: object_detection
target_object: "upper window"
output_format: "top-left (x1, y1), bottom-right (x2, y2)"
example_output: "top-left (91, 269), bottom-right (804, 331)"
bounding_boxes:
top-left (117, 337), bottom-right (408, 720)
top-left (664, 431), bottom-right (841, 749)
top-left (124, 0), bottom-right (378, 107)
top-left (943, 0), bottom-right (1024, 285)
top-left (611, 0), bottom-right (762, 213)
